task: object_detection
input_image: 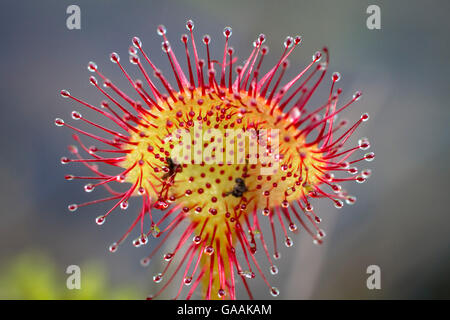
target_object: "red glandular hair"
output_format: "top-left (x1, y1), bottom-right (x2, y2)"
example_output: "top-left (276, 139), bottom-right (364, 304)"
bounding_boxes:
top-left (56, 20), bottom-right (373, 300)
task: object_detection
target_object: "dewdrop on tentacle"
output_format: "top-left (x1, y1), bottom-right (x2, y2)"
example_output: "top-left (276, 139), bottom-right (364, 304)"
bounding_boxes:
top-left (56, 20), bottom-right (373, 300)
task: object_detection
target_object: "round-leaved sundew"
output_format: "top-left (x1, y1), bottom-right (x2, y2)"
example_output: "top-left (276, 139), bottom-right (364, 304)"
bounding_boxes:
top-left (56, 20), bottom-right (373, 300)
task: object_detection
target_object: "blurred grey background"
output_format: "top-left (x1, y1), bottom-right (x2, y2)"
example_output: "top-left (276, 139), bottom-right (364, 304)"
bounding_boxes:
top-left (0, 0), bottom-right (449, 299)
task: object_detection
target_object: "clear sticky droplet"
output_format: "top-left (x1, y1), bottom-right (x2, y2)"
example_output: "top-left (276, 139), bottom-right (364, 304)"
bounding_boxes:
top-left (95, 215), bottom-right (105, 225)
top-left (312, 51), bottom-right (322, 62)
top-left (60, 90), bottom-right (70, 98)
top-left (186, 19), bottom-right (194, 31)
top-left (155, 199), bottom-right (168, 209)
top-left (270, 265), bottom-right (279, 275)
top-left (202, 35), bottom-right (211, 45)
top-left (356, 176), bottom-right (366, 184)
top-left (140, 257), bottom-right (150, 267)
top-left (71, 111), bottom-right (82, 120)
top-left (362, 169), bottom-right (372, 178)
top-left (289, 107), bottom-right (301, 122)
top-left (110, 52), bottom-right (120, 63)
top-left (353, 91), bottom-right (362, 101)
top-left (258, 34), bottom-right (266, 45)
top-left (346, 196), bottom-right (357, 205)
top-left (318, 229), bottom-right (326, 239)
top-left (129, 55), bottom-right (139, 65)
top-left (89, 76), bottom-right (98, 86)
top-left (332, 72), bottom-right (341, 82)
top-left (364, 152), bottom-right (375, 161)
top-left (331, 184), bottom-right (342, 193)
top-left (157, 25), bottom-right (166, 36)
top-left (109, 242), bottom-right (118, 253)
top-left (132, 238), bottom-right (141, 248)
top-left (140, 234), bottom-right (148, 245)
top-left (153, 273), bottom-right (163, 283)
top-left (285, 237), bottom-right (294, 247)
top-left (204, 245), bottom-right (214, 255)
top-left (334, 200), bottom-right (344, 209)
top-left (284, 36), bottom-right (293, 48)
top-left (161, 41), bottom-right (171, 53)
top-left (341, 161), bottom-right (350, 169)
top-left (84, 184), bottom-right (94, 192)
top-left (54, 118), bottom-right (64, 126)
top-left (218, 289), bottom-right (226, 298)
top-left (164, 253), bottom-right (174, 261)
top-left (120, 201), bottom-right (128, 210)
top-left (358, 137), bottom-right (370, 150)
top-left (87, 61), bottom-right (97, 72)
top-left (270, 287), bottom-right (280, 297)
top-left (184, 276), bottom-right (192, 286)
top-left (240, 271), bottom-right (255, 279)
top-left (132, 36), bottom-right (142, 48)
top-left (193, 235), bottom-right (201, 244)
top-left (223, 27), bottom-right (232, 37)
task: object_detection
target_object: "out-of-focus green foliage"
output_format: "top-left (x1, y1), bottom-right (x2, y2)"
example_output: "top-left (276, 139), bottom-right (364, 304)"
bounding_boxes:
top-left (0, 251), bottom-right (143, 300)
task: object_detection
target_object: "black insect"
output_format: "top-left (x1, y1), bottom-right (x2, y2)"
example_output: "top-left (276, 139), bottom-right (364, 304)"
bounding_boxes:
top-left (226, 178), bottom-right (248, 198)
top-left (162, 157), bottom-right (181, 180)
